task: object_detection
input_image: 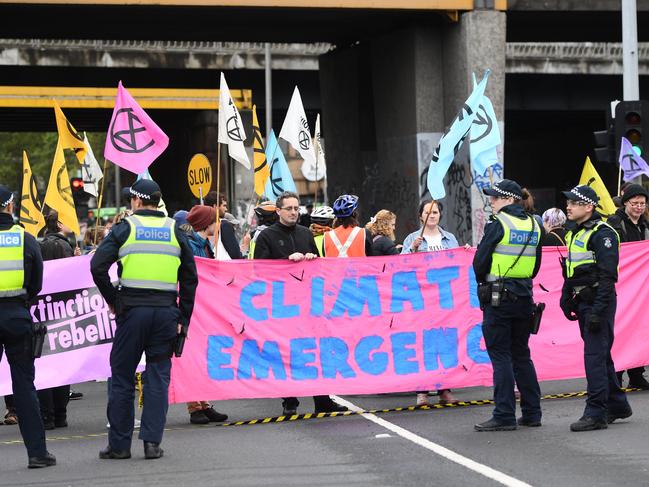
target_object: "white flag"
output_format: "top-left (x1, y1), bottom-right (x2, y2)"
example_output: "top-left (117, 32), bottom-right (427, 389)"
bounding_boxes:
top-left (218, 72), bottom-right (250, 169)
top-left (302, 113), bottom-right (326, 181)
top-left (215, 233), bottom-right (232, 261)
top-left (81, 133), bottom-right (104, 197)
top-left (279, 86), bottom-right (316, 175)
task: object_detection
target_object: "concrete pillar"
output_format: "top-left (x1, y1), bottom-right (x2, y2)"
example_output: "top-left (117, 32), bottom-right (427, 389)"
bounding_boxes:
top-left (442, 9), bottom-right (506, 245)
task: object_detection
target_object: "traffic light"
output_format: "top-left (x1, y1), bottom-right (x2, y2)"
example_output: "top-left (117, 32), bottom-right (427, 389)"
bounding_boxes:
top-left (593, 125), bottom-right (615, 164)
top-left (70, 177), bottom-right (84, 193)
top-left (615, 100), bottom-right (649, 159)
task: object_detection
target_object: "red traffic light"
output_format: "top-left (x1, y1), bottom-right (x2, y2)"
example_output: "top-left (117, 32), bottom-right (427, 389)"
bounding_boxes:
top-left (71, 178), bottom-right (84, 191)
top-left (625, 111), bottom-right (642, 125)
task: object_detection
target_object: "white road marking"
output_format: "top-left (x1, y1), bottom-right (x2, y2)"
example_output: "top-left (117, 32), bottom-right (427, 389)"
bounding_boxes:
top-left (332, 395), bottom-right (533, 487)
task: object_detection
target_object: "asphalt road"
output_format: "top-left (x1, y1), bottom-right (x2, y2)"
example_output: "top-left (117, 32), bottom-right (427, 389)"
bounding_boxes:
top-left (1, 379), bottom-right (647, 487)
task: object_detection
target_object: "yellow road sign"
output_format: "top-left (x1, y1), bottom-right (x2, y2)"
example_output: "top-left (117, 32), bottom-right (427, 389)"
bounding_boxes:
top-left (187, 154), bottom-right (213, 199)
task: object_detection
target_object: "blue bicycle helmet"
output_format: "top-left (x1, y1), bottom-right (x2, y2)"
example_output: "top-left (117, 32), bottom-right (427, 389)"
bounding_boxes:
top-left (332, 194), bottom-right (359, 218)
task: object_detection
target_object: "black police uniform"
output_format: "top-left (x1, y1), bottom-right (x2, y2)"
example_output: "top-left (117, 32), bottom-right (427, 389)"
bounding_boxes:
top-left (0, 193), bottom-right (54, 467)
top-left (91, 182), bottom-right (197, 457)
top-left (473, 180), bottom-right (543, 430)
top-left (561, 187), bottom-right (631, 430)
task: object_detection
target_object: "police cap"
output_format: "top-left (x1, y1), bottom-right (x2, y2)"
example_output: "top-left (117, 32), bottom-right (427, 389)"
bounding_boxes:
top-left (0, 185), bottom-right (14, 207)
top-left (129, 179), bottom-right (161, 201)
top-left (482, 179), bottom-right (523, 200)
top-left (562, 185), bottom-right (599, 206)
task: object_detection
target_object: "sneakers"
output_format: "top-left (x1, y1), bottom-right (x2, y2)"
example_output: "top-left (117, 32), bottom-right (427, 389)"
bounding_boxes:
top-left (28, 452), bottom-right (56, 469)
top-left (69, 390), bottom-right (84, 400)
top-left (607, 406), bottom-right (633, 424)
top-left (189, 410), bottom-right (210, 425)
top-left (474, 418), bottom-right (517, 432)
top-left (517, 417), bottom-right (542, 427)
top-left (438, 389), bottom-right (460, 405)
top-left (416, 393), bottom-right (430, 406)
top-left (570, 416), bottom-right (608, 432)
top-left (202, 407), bottom-right (228, 423)
top-left (143, 441), bottom-right (163, 460)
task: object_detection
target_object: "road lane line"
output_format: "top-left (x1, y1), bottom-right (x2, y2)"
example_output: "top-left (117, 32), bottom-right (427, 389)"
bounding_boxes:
top-left (331, 395), bottom-right (532, 487)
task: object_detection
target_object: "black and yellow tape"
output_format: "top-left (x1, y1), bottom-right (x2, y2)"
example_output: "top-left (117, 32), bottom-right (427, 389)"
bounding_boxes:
top-left (0, 388), bottom-right (641, 445)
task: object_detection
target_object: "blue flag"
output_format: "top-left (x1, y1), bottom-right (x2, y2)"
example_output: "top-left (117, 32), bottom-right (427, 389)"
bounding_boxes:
top-left (619, 137), bottom-right (649, 182)
top-left (264, 130), bottom-right (297, 200)
top-left (470, 73), bottom-right (501, 176)
top-left (427, 70), bottom-right (489, 199)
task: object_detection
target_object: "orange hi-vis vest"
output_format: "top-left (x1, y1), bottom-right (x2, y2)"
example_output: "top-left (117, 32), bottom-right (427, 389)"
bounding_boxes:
top-left (324, 226), bottom-right (366, 257)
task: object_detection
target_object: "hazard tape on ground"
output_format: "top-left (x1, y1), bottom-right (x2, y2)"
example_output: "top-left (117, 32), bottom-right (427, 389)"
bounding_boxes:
top-left (0, 388), bottom-right (642, 445)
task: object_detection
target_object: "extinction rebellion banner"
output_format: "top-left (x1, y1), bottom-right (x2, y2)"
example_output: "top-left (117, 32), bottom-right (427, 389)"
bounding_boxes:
top-left (3, 244), bottom-right (649, 401)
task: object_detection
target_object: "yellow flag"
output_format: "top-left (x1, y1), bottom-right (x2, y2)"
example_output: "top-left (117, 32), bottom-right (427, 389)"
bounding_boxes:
top-left (579, 156), bottom-right (617, 216)
top-left (53, 100), bottom-right (87, 163)
top-left (20, 151), bottom-right (45, 237)
top-left (252, 105), bottom-right (270, 197)
top-left (44, 143), bottom-right (80, 235)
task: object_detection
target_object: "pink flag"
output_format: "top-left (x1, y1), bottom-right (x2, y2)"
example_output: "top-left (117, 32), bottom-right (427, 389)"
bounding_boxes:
top-left (104, 81), bottom-right (169, 174)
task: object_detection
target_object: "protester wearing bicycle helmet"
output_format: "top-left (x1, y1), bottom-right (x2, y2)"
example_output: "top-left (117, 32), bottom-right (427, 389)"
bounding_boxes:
top-left (309, 206), bottom-right (335, 257)
top-left (247, 201), bottom-right (277, 259)
top-left (324, 194), bottom-right (372, 257)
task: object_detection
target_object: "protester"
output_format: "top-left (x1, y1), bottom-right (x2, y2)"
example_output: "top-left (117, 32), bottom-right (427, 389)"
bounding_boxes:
top-left (473, 179), bottom-right (543, 431)
top-left (0, 185), bottom-right (55, 468)
top-left (38, 211), bottom-right (77, 430)
top-left (561, 184), bottom-right (632, 431)
top-left (182, 205), bottom-right (229, 424)
top-left (365, 210), bottom-right (400, 256)
top-left (309, 205), bottom-right (335, 256)
top-left (253, 191), bottom-right (347, 416)
top-left (82, 226), bottom-right (107, 254)
top-left (521, 188), bottom-right (543, 228)
top-left (324, 194), bottom-right (372, 257)
top-left (204, 191), bottom-right (243, 259)
top-left (541, 208), bottom-right (567, 246)
top-left (246, 201), bottom-right (277, 259)
top-left (91, 179), bottom-right (198, 460)
top-left (607, 184), bottom-right (649, 389)
top-left (401, 200), bottom-right (460, 406)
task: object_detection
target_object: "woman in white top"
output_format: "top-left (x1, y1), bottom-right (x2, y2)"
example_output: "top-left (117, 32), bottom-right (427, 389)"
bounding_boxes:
top-left (401, 200), bottom-right (460, 406)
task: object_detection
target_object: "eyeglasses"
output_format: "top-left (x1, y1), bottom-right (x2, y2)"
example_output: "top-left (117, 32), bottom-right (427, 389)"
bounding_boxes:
top-left (627, 202), bottom-right (647, 208)
top-left (566, 200), bottom-right (590, 207)
top-left (279, 206), bottom-right (300, 212)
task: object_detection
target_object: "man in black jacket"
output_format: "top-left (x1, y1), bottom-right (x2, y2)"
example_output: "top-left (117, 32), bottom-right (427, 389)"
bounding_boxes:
top-left (253, 191), bottom-right (347, 416)
top-left (607, 183), bottom-right (649, 389)
top-left (91, 179), bottom-right (197, 460)
top-left (37, 211), bottom-right (78, 430)
top-left (0, 185), bottom-right (55, 468)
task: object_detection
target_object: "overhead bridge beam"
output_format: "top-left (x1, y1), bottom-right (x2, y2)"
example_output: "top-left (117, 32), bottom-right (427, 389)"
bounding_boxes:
top-left (0, 86), bottom-right (252, 109)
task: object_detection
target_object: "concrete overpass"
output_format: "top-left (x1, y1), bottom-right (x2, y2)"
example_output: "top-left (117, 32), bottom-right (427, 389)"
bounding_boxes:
top-left (0, 0), bottom-right (648, 243)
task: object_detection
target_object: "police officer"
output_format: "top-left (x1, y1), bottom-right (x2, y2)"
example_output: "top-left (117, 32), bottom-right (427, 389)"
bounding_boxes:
top-left (561, 185), bottom-right (632, 432)
top-left (0, 185), bottom-right (55, 468)
top-left (473, 179), bottom-right (543, 431)
top-left (91, 179), bottom-right (198, 459)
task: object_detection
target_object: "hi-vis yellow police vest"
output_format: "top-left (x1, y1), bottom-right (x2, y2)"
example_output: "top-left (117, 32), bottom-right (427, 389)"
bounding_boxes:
top-left (314, 233), bottom-right (325, 257)
top-left (565, 221), bottom-right (619, 278)
top-left (118, 215), bottom-right (181, 292)
top-left (0, 225), bottom-right (25, 297)
top-left (487, 213), bottom-right (540, 281)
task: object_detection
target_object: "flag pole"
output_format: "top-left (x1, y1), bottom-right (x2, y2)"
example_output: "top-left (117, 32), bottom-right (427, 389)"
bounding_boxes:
top-left (94, 158), bottom-right (109, 246)
top-left (617, 163), bottom-right (623, 196)
top-left (214, 142), bottom-right (222, 249)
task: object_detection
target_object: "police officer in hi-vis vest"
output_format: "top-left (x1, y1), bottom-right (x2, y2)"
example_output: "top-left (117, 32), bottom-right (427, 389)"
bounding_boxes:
top-left (91, 179), bottom-right (197, 459)
top-left (473, 179), bottom-right (543, 432)
top-left (561, 185), bottom-right (632, 432)
top-left (0, 185), bottom-right (56, 468)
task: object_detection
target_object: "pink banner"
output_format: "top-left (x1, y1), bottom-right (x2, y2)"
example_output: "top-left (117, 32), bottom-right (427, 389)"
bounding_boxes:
top-left (3, 244), bottom-right (649, 400)
top-left (104, 81), bottom-right (169, 174)
top-left (0, 256), bottom-right (116, 396)
top-left (169, 242), bottom-right (649, 403)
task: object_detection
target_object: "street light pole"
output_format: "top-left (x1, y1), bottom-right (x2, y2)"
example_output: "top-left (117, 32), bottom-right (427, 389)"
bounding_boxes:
top-left (622, 0), bottom-right (639, 101)
top-left (265, 43), bottom-right (273, 140)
